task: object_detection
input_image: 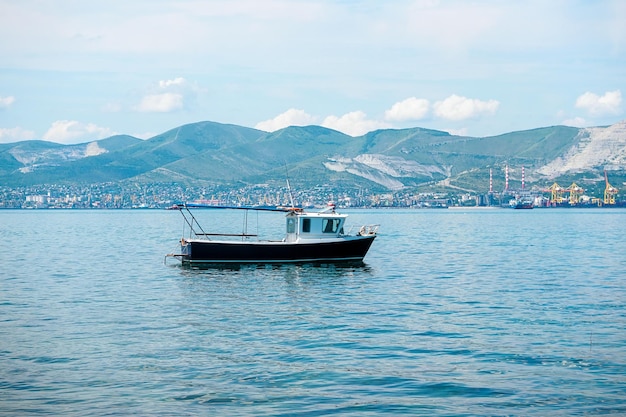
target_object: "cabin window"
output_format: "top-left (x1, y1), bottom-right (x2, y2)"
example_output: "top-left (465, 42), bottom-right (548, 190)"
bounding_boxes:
top-left (287, 218), bottom-right (296, 233)
top-left (322, 218), bottom-right (340, 233)
top-left (302, 218), bottom-right (311, 233)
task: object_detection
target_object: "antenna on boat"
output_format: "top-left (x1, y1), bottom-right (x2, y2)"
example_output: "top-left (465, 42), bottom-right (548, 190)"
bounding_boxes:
top-left (284, 163), bottom-right (296, 209)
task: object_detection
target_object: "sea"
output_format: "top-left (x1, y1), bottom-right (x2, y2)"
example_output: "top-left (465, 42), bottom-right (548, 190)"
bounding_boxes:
top-left (1, 208), bottom-right (625, 416)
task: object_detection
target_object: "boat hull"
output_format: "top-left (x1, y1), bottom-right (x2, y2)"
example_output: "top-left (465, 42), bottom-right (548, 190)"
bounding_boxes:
top-left (181, 235), bottom-right (376, 264)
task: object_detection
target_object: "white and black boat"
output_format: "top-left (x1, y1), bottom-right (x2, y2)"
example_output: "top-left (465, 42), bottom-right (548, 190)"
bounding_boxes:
top-left (166, 203), bottom-right (378, 265)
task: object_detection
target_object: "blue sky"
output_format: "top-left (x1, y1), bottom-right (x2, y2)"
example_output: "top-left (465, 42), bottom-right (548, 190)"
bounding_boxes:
top-left (1, 0), bottom-right (625, 144)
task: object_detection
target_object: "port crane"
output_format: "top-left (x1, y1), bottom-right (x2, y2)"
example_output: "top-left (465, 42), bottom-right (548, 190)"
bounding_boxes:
top-left (566, 182), bottom-right (584, 205)
top-left (544, 182), bottom-right (566, 205)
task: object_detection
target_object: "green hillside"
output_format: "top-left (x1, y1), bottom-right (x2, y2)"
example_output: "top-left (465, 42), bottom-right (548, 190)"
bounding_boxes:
top-left (1, 120), bottom-right (623, 193)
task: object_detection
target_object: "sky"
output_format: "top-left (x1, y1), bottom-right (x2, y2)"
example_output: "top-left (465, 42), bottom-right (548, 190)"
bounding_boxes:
top-left (0, 0), bottom-right (625, 145)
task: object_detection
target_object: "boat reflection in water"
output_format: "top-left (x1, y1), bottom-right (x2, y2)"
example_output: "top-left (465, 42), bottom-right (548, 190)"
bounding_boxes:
top-left (166, 203), bottom-right (378, 266)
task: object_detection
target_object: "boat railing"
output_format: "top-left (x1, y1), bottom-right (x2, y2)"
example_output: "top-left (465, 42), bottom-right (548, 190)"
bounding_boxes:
top-left (348, 224), bottom-right (379, 236)
top-left (176, 204), bottom-right (209, 238)
top-left (178, 206), bottom-right (263, 240)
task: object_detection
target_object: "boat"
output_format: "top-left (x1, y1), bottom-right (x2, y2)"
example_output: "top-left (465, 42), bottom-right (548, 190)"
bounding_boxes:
top-left (509, 198), bottom-right (534, 209)
top-left (166, 203), bottom-right (379, 265)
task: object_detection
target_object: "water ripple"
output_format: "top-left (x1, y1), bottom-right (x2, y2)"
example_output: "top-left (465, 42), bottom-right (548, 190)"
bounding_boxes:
top-left (1, 209), bottom-right (625, 415)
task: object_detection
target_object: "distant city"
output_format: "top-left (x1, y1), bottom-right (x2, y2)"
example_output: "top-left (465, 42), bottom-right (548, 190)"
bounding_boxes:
top-left (1, 181), bottom-right (623, 210)
top-left (1, 182), bottom-right (454, 209)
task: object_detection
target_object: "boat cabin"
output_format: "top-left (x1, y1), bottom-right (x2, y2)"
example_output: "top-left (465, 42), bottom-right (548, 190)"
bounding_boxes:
top-left (285, 211), bottom-right (347, 242)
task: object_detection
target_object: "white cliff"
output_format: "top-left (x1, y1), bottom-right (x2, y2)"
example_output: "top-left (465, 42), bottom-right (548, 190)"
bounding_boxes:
top-left (537, 120), bottom-right (626, 178)
top-left (12, 141), bottom-right (108, 173)
top-left (324, 153), bottom-right (446, 190)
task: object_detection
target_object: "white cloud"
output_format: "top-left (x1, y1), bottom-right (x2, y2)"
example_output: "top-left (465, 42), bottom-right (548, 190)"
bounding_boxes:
top-left (561, 116), bottom-right (587, 128)
top-left (445, 127), bottom-right (469, 136)
top-left (384, 97), bottom-right (430, 122)
top-left (132, 77), bottom-right (199, 113)
top-left (42, 120), bottom-right (116, 144)
top-left (0, 96), bottom-right (16, 109)
top-left (255, 109), bottom-right (318, 132)
top-left (256, 109), bottom-right (390, 136)
top-left (575, 90), bottom-right (622, 116)
top-left (0, 127), bottom-right (36, 143)
top-left (132, 131), bottom-right (157, 140)
top-left (322, 111), bottom-right (390, 136)
top-left (159, 77), bottom-right (186, 88)
top-left (134, 93), bottom-right (184, 113)
top-left (433, 94), bottom-right (500, 121)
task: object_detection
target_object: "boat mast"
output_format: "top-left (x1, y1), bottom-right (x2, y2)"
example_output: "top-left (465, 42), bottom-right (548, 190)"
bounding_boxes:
top-left (285, 165), bottom-right (296, 208)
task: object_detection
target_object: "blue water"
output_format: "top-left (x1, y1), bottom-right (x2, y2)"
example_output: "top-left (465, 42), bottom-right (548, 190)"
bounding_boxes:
top-left (1, 208), bottom-right (625, 416)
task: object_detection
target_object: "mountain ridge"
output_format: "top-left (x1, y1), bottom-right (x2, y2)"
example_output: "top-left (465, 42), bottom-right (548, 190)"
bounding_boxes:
top-left (1, 120), bottom-right (625, 193)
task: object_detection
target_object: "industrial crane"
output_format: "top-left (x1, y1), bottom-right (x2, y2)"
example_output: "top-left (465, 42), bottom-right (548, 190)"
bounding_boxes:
top-left (544, 182), bottom-right (566, 205)
top-left (566, 182), bottom-right (584, 205)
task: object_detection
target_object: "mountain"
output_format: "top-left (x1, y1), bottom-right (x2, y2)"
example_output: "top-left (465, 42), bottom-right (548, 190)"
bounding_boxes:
top-left (0, 135), bottom-right (141, 179)
top-left (536, 122), bottom-right (626, 177)
top-left (1, 120), bottom-right (625, 193)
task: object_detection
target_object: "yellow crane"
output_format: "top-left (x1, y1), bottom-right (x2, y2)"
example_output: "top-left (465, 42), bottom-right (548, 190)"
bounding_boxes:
top-left (544, 182), bottom-right (565, 204)
top-left (566, 182), bottom-right (584, 205)
top-left (604, 171), bottom-right (619, 205)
